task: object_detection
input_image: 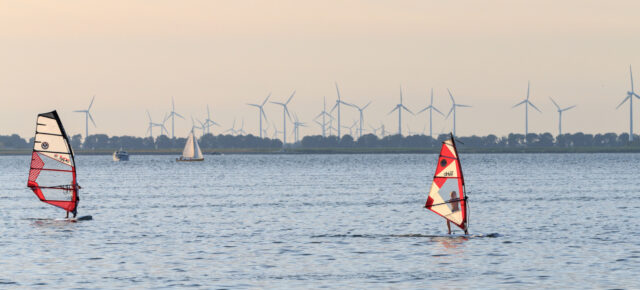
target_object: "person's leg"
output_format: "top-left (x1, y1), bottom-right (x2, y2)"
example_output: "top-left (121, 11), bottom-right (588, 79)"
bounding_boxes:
top-left (447, 221), bottom-right (451, 235)
top-left (66, 211), bottom-right (69, 218)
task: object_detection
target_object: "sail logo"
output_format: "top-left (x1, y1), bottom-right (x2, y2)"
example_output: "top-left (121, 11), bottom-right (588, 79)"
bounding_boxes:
top-left (41, 142), bottom-right (49, 150)
top-left (442, 171), bottom-right (454, 177)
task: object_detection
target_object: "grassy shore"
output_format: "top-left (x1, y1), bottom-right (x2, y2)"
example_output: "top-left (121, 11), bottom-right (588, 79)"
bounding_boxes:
top-left (4, 146), bottom-right (640, 155)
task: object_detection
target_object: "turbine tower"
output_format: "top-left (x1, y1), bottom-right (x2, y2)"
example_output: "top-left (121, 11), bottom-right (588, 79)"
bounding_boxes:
top-left (445, 89), bottom-right (472, 137)
top-left (616, 65), bottom-right (640, 141)
top-left (331, 83), bottom-right (350, 137)
top-left (512, 82), bottom-right (541, 140)
top-left (247, 93), bottom-right (271, 138)
top-left (73, 95), bottom-right (96, 138)
top-left (417, 88), bottom-right (444, 140)
top-left (270, 90), bottom-right (296, 145)
top-left (346, 101), bottom-right (372, 138)
top-left (224, 119), bottom-right (237, 135)
top-left (549, 97), bottom-right (576, 136)
top-left (388, 86), bottom-right (413, 136)
top-left (167, 97), bottom-right (184, 138)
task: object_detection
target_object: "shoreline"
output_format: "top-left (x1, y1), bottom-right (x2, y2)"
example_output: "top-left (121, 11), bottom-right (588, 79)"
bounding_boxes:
top-left (3, 146), bottom-right (640, 155)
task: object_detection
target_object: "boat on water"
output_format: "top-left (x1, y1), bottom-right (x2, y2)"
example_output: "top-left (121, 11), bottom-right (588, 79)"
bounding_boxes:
top-left (27, 110), bottom-right (83, 219)
top-left (113, 147), bottom-right (129, 161)
top-left (177, 131), bottom-right (204, 162)
top-left (425, 133), bottom-right (469, 234)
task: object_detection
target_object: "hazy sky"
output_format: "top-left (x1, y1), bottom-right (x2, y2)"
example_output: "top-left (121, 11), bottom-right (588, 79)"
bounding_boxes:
top-left (2, 0), bottom-right (640, 139)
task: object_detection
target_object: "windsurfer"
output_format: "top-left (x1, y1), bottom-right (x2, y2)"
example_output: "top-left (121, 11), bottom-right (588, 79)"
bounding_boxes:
top-left (447, 191), bottom-right (459, 234)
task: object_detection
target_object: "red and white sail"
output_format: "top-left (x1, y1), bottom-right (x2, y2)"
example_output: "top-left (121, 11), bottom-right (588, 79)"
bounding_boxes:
top-left (425, 134), bottom-right (468, 232)
top-left (27, 110), bottom-right (79, 213)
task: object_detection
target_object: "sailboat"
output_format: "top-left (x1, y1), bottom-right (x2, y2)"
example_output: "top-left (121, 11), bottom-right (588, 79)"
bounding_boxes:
top-left (177, 130), bottom-right (204, 161)
top-left (27, 110), bottom-right (83, 219)
top-left (425, 133), bottom-right (469, 234)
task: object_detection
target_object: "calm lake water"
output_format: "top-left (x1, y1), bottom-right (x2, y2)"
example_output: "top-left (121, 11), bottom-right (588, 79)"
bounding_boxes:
top-left (1, 153), bottom-right (639, 288)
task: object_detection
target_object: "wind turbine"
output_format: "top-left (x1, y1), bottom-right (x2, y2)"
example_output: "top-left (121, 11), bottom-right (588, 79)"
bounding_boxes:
top-left (203, 105), bottom-right (220, 135)
top-left (167, 97), bottom-right (184, 138)
top-left (146, 110), bottom-right (168, 138)
top-left (270, 90), bottom-right (295, 145)
top-left (331, 83), bottom-right (350, 137)
top-left (445, 89), bottom-right (472, 137)
top-left (291, 113), bottom-right (307, 143)
top-left (314, 96), bottom-right (333, 137)
top-left (247, 93), bottom-right (270, 138)
top-left (73, 95), bottom-right (96, 138)
top-left (342, 120), bottom-right (358, 137)
top-left (512, 82), bottom-right (541, 140)
top-left (224, 119), bottom-right (237, 135)
top-left (388, 86), bottom-right (413, 136)
top-left (191, 116), bottom-right (205, 137)
top-left (549, 97), bottom-right (576, 136)
top-left (346, 101), bottom-right (372, 138)
top-left (417, 88), bottom-right (444, 140)
top-left (616, 65), bottom-right (640, 141)
top-left (237, 118), bottom-right (247, 135)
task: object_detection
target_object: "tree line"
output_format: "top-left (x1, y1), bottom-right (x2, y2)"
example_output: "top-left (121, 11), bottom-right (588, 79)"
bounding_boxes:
top-left (0, 132), bottom-right (638, 151)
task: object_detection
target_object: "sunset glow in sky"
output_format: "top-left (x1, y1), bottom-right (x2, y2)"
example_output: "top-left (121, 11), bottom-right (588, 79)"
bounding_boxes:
top-left (2, 0), bottom-right (640, 138)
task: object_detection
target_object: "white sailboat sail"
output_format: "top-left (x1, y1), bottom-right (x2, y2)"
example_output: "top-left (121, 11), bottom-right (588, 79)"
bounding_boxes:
top-left (179, 131), bottom-right (204, 161)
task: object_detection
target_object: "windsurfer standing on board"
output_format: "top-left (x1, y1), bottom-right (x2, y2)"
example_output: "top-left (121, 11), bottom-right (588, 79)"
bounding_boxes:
top-left (65, 184), bottom-right (81, 219)
top-left (447, 191), bottom-right (459, 235)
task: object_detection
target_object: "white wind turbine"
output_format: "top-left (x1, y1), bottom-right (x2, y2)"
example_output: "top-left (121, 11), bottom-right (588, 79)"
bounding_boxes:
top-left (314, 96), bottom-right (333, 137)
top-left (342, 120), bottom-right (358, 137)
top-left (616, 65), bottom-right (640, 141)
top-left (203, 105), bottom-right (220, 135)
top-left (270, 90), bottom-right (296, 145)
top-left (191, 116), bottom-right (205, 137)
top-left (291, 113), bottom-right (307, 143)
top-left (224, 119), bottom-right (237, 135)
top-left (512, 82), bottom-right (541, 141)
top-left (73, 95), bottom-right (97, 138)
top-left (388, 86), bottom-right (413, 136)
top-left (549, 97), bottom-right (576, 136)
top-left (417, 88), bottom-right (444, 140)
top-left (331, 83), bottom-right (350, 137)
top-left (146, 110), bottom-right (168, 138)
top-left (346, 101), bottom-right (372, 138)
top-left (445, 89), bottom-right (472, 137)
top-left (167, 97), bottom-right (184, 139)
top-left (247, 93), bottom-right (270, 138)
top-left (237, 118), bottom-right (247, 135)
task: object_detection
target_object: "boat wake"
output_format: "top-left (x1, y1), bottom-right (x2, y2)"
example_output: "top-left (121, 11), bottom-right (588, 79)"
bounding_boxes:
top-left (311, 233), bottom-right (500, 239)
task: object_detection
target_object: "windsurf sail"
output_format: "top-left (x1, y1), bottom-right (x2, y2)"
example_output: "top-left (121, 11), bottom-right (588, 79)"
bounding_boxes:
top-left (27, 110), bottom-right (79, 214)
top-left (425, 133), bottom-right (468, 233)
top-left (181, 131), bottom-right (203, 160)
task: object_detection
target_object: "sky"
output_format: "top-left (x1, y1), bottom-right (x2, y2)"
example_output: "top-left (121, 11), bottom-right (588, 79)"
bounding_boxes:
top-left (2, 0), bottom-right (640, 140)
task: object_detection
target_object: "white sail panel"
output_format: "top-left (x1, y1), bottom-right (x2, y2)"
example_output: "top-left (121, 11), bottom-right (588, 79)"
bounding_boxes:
top-left (182, 132), bottom-right (196, 158)
top-left (193, 134), bottom-right (203, 159)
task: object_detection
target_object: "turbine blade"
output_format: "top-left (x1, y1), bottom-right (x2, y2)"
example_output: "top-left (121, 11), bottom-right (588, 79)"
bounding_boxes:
top-left (512, 100), bottom-right (526, 108)
top-left (175, 113), bottom-right (185, 119)
top-left (447, 88), bottom-right (455, 104)
top-left (445, 106), bottom-right (454, 119)
top-left (433, 106), bottom-right (445, 116)
top-left (335, 82), bottom-right (341, 100)
top-left (388, 106), bottom-right (399, 115)
top-left (631, 65), bottom-right (635, 93)
top-left (262, 92), bottom-right (272, 106)
top-left (88, 95), bottom-right (95, 110)
top-left (401, 105), bottom-right (414, 115)
top-left (88, 113), bottom-right (96, 127)
top-left (549, 97), bottom-right (560, 109)
top-left (261, 108), bottom-right (268, 123)
top-left (417, 107), bottom-right (428, 114)
top-left (457, 104), bottom-right (472, 108)
top-left (563, 105), bottom-right (576, 111)
top-left (528, 101), bottom-right (542, 112)
top-left (247, 103), bottom-right (260, 108)
top-left (362, 101), bottom-right (372, 110)
top-left (616, 96), bottom-right (631, 109)
top-left (527, 81), bottom-right (530, 100)
top-left (286, 90), bottom-right (296, 104)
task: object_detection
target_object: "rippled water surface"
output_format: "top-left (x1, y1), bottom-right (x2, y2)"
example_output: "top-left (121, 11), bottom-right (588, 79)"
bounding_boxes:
top-left (1, 153), bottom-right (639, 288)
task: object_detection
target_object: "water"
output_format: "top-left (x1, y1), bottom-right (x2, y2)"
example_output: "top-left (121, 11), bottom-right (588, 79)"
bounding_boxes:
top-left (1, 153), bottom-right (639, 288)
